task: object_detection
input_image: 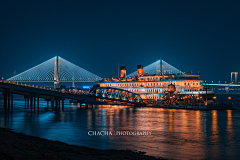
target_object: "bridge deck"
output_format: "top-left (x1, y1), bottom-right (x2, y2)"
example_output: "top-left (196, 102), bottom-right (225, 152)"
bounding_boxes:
top-left (0, 82), bottom-right (145, 110)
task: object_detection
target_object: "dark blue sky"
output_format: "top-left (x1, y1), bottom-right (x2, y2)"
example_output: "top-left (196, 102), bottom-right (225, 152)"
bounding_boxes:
top-left (0, 0), bottom-right (240, 82)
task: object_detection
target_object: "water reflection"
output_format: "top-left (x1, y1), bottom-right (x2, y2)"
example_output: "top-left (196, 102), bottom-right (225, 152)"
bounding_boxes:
top-left (211, 110), bottom-right (219, 142)
top-left (227, 110), bottom-right (232, 133)
top-left (0, 94), bottom-right (240, 159)
top-left (168, 109), bottom-right (174, 132)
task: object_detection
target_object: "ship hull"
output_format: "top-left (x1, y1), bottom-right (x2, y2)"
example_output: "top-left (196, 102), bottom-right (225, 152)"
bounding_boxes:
top-left (145, 104), bottom-right (237, 110)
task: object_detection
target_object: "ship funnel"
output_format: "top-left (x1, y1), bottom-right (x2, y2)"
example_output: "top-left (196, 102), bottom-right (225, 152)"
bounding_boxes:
top-left (137, 65), bottom-right (143, 77)
top-left (120, 66), bottom-right (126, 78)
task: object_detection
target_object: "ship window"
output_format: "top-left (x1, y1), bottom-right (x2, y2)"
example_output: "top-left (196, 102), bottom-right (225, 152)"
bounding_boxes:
top-left (193, 83), bottom-right (195, 85)
top-left (188, 83), bottom-right (189, 85)
top-left (196, 83), bottom-right (198, 85)
top-left (184, 83), bottom-right (186, 85)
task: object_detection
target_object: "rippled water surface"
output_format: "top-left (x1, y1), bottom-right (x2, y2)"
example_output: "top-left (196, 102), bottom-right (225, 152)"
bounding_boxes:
top-left (1, 94), bottom-right (240, 159)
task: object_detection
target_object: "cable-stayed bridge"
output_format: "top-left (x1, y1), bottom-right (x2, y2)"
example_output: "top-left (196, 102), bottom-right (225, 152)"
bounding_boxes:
top-left (7, 56), bottom-right (102, 88)
top-left (1, 56), bottom-right (144, 110)
top-left (127, 59), bottom-right (184, 77)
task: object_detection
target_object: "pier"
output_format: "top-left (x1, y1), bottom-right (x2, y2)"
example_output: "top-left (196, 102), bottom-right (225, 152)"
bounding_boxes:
top-left (0, 81), bottom-right (144, 111)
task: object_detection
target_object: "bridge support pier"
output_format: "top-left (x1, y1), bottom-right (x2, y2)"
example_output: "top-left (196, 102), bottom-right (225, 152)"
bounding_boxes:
top-left (34, 97), bottom-right (36, 111)
top-left (47, 101), bottom-right (49, 107)
top-left (37, 96), bottom-right (39, 111)
top-left (3, 92), bottom-right (7, 109)
top-left (51, 100), bottom-right (54, 107)
top-left (10, 92), bottom-right (13, 111)
top-left (27, 97), bottom-right (29, 108)
top-left (7, 92), bottom-right (10, 110)
top-left (62, 100), bottom-right (64, 110)
top-left (30, 96), bottom-right (33, 110)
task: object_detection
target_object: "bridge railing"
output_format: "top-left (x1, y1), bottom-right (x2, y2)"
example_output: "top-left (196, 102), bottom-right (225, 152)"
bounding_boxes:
top-left (94, 87), bottom-right (143, 103)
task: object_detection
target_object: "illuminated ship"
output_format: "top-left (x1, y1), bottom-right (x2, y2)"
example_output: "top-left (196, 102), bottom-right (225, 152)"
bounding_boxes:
top-left (97, 60), bottom-right (213, 101)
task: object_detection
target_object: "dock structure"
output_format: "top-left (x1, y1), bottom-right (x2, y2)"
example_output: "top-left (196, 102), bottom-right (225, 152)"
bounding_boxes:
top-left (0, 82), bottom-right (96, 111)
top-left (0, 82), bottom-right (144, 111)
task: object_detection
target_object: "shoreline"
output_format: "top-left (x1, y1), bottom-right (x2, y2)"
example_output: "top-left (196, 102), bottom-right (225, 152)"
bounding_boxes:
top-left (0, 127), bottom-right (164, 160)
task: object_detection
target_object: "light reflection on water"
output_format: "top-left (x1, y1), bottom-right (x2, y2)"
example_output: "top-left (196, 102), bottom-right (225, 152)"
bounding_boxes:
top-left (0, 94), bottom-right (240, 159)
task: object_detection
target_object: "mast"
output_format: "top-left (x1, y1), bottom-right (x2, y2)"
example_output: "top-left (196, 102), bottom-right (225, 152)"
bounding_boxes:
top-left (160, 58), bottom-right (163, 76)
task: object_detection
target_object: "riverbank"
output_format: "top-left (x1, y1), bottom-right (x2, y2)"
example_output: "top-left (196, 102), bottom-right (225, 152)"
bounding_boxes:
top-left (0, 128), bottom-right (163, 160)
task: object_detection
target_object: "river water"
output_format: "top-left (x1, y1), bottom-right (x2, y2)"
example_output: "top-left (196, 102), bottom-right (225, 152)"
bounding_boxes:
top-left (0, 94), bottom-right (240, 159)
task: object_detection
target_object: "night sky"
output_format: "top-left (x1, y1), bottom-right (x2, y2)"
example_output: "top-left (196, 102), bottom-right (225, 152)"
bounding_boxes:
top-left (0, 0), bottom-right (240, 83)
